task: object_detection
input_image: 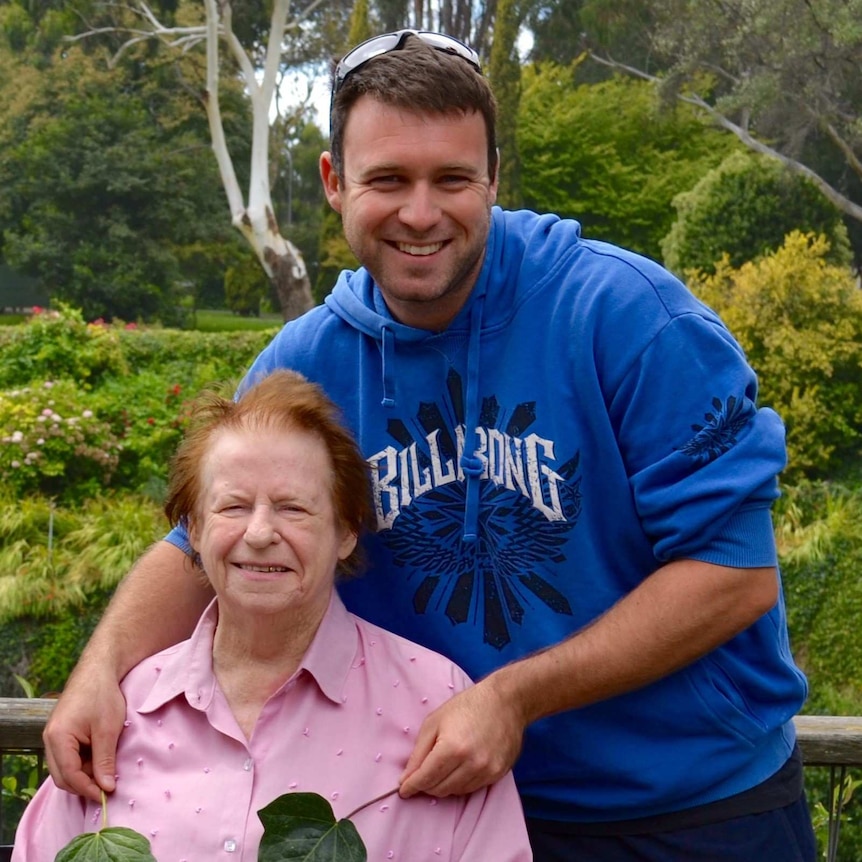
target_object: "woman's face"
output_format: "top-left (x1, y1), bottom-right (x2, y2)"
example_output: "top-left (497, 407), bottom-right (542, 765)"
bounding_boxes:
top-left (189, 426), bottom-right (357, 622)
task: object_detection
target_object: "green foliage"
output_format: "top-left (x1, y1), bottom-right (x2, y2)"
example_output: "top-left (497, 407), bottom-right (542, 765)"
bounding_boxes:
top-left (775, 479), bottom-right (862, 859)
top-left (0, 494), bottom-right (161, 625)
top-left (258, 793), bottom-right (366, 862)
top-left (662, 151), bottom-right (853, 275)
top-left (274, 121), bottom-right (330, 296)
top-left (776, 481), bottom-right (862, 706)
top-left (0, 40), bottom-right (243, 324)
top-left (518, 66), bottom-right (738, 259)
top-left (1, 752), bottom-right (41, 844)
top-left (56, 826), bottom-right (156, 862)
top-left (225, 255), bottom-right (269, 317)
top-left (809, 769), bottom-right (862, 858)
top-left (315, 209), bottom-right (357, 303)
top-left (0, 304), bottom-right (127, 389)
top-left (0, 379), bottom-right (123, 503)
top-left (624, 0), bottom-right (862, 260)
top-left (688, 232), bottom-right (862, 479)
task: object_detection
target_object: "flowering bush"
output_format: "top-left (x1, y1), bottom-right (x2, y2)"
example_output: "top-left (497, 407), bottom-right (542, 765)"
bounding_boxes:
top-left (90, 372), bottom-right (195, 497)
top-left (0, 304), bottom-right (127, 389)
top-left (0, 380), bottom-right (123, 503)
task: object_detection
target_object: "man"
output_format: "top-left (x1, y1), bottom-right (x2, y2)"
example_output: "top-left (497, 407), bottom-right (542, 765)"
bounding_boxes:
top-left (44, 30), bottom-right (816, 861)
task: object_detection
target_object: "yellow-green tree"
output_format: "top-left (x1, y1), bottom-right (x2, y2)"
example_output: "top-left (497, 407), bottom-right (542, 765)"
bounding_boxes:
top-left (689, 232), bottom-right (862, 480)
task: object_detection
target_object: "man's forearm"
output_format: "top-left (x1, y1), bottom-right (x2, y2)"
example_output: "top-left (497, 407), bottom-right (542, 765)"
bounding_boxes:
top-left (489, 559), bottom-right (779, 728)
top-left (71, 540), bottom-right (213, 682)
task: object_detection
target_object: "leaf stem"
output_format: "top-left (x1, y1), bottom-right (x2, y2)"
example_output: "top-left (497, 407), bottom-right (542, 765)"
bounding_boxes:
top-left (100, 789), bottom-right (108, 830)
top-left (344, 785), bottom-right (400, 821)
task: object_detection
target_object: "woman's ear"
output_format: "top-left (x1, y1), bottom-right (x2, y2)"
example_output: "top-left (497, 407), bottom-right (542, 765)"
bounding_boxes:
top-left (338, 529), bottom-right (358, 562)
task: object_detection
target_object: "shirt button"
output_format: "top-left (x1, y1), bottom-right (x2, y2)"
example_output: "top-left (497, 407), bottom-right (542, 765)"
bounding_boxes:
top-left (224, 839), bottom-right (238, 852)
top-left (243, 757), bottom-right (254, 772)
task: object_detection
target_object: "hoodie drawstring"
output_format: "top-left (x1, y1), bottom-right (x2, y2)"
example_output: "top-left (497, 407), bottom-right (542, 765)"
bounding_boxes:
top-left (459, 294), bottom-right (486, 543)
top-left (380, 325), bottom-right (396, 408)
top-left (376, 295), bottom-right (486, 544)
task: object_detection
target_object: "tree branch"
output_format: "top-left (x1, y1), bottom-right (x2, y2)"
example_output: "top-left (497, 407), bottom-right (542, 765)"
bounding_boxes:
top-left (589, 52), bottom-right (862, 223)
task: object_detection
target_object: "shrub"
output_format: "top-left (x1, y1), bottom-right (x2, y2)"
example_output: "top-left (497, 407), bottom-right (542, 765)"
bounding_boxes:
top-left (0, 379), bottom-right (123, 503)
top-left (0, 304), bottom-right (127, 388)
top-left (0, 493), bottom-right (164, 626)
top-left (662, 151), bottom-right (852, 276)
top-left (689, 232), bottom-right (862, 480)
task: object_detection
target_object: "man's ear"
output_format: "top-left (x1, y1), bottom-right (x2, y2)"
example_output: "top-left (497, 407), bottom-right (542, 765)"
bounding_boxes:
top-left (489, 147), bottom-right (500, 204)
top-left (320, 152), bottom-right (343, 213)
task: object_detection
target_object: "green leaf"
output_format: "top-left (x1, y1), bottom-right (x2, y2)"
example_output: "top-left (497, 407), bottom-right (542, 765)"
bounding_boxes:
top-left (257, 793), bottom-right (367, 862)
top-left (54, 827), bottom-right (157, 862)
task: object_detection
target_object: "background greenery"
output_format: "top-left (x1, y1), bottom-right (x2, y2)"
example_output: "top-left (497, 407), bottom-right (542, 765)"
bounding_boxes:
top-left (1, 0), bottom-right (862, 853)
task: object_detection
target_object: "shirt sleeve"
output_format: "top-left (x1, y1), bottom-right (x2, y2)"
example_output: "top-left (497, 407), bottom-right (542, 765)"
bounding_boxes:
top-left (11, 777), bottom-right (89, 862)
top-left (451, 773), bottom-right (533, 861)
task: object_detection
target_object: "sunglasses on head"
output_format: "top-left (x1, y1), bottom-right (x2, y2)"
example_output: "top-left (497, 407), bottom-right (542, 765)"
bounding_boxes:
top-left (331, 29), bottom-right (482, 103)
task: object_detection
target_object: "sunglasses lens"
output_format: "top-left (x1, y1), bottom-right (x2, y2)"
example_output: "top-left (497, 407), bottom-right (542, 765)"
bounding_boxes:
top-left (335, 32), bottom-right (404, 89)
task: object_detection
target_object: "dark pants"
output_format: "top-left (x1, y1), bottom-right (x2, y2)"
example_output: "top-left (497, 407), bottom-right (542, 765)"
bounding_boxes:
top-left (527, 794), bottom-right (817, 862)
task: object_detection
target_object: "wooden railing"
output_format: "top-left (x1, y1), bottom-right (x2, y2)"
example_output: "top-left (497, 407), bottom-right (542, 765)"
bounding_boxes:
top-left (2, 700), bottom-right (862, 859)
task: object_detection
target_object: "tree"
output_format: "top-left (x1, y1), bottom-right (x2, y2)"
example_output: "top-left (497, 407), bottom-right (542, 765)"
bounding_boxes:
top-left (72, 0), bottom-right (319, 321)
top-left (273, 119), bottom-right (330, 300)
top-left (689, 232), bottom-right (862, 480)
top-left (518, 64), bottom-right (738, 259)
top-left (488, 0), bottom-right (523, 208)
top-left (526, 0), bottom-right (656, 73)
top-left (0, 40), bottom-right (239, 323)
top-left (587, 0), bottom-right (862, 261)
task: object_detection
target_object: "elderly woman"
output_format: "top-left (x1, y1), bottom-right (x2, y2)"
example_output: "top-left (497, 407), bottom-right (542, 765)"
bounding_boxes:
top-left (13, 370), bottom-right (532, 861)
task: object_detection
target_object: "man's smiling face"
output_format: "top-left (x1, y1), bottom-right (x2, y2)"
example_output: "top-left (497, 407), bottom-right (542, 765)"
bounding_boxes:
top-left (321, 95), bottom-right (498, 331)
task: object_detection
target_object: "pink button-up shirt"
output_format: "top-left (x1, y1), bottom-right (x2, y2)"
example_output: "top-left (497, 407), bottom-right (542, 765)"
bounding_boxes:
top-left (13, 592), bottom-right (532, 861)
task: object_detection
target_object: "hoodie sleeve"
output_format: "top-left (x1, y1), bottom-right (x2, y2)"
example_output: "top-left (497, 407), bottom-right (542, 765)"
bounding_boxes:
top-left (607, 309), bottom-right (786, 567)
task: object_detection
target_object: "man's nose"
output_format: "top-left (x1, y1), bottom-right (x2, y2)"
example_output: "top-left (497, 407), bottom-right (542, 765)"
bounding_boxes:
top-left (398, 183), bottom-right (441, 232)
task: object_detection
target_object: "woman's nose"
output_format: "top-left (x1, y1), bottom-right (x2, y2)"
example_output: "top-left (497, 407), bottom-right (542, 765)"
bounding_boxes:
top-left (244, 507), bottom-right (279, 546)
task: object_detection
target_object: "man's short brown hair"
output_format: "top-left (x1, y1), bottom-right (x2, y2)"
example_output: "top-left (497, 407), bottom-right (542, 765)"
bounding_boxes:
top-left (329, 34), bottom-right (497, 181)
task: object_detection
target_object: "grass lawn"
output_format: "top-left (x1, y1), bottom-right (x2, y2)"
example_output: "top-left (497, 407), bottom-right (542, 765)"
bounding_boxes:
top-left (190, 309), bottom-right (283, 332)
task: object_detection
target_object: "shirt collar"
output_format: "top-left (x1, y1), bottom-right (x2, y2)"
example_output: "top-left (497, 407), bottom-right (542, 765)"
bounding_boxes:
top-left (137, 590), bottom-right (359, 715)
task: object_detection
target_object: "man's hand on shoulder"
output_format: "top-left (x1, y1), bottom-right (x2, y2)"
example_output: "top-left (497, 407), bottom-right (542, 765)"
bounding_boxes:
top-left (398, 675), bottom-right (525, 798)
top-left (43, 665), bottom-right (126, 803)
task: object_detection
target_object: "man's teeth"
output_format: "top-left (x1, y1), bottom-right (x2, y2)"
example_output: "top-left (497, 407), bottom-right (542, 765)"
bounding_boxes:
top-left (243, 564), bottom-right (288, 573)
top-left (397, 242), bottom-right (443, 256)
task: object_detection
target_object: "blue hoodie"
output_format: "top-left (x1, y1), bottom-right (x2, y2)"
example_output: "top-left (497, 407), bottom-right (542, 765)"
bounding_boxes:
top-left (168, 207), bottom-right (807, 822)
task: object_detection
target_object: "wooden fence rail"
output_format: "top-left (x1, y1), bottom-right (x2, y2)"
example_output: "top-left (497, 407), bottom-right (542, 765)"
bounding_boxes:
top-left (2, 700), bottom-right (862, 859)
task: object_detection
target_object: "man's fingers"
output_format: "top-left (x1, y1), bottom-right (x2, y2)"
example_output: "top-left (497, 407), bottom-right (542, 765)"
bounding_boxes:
top-left (399, 720), bottom-right (439, 791)
top-left (399, 741), bottom-right (451, 797)
top-left (89, 726), bottom-right (120, 793)
top-left (42, 729), bottom-right (104, 803)
top-left (43, 674), bottom-right (127, 802)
